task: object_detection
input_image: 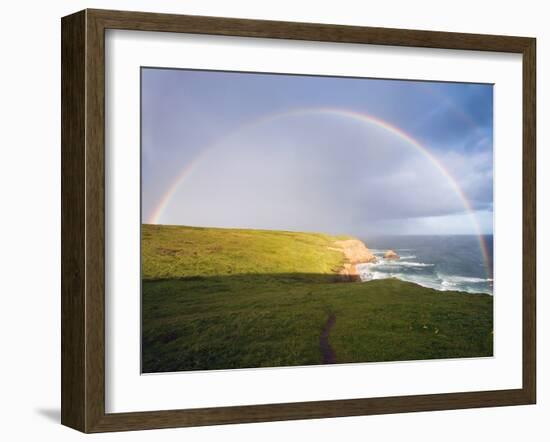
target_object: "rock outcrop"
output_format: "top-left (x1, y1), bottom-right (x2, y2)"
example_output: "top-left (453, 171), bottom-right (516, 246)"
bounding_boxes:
top-left (333, 239), bottom-right (377, 264)
top-left (331, 239), bottom-right (377, 282)
top-left (384, 249), bottom-right (400, 260)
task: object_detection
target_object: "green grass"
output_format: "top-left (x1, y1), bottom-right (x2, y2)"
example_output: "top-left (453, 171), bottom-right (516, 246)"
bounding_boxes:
top-left (142, 224), bottom-right (493, 373)
top-left (142, 224), bottom-right (351, 279)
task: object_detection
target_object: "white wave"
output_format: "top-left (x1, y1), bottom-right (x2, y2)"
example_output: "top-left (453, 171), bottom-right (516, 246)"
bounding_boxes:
top-left (392, 274), bottom-right (442, 290)
top-left (395, 261), bottom-right (434, 267)
top-left (399, 255), bottom-right (417, 260)
top-left (356, 264), bottom-right (493, 295)
top-left (438, 274), bottom-right (494, 284)
top-left (370, 261), bottom-right (434, 268)
top-left (361, 271), bottom-right (443, 291)
top-left (383, 273), bottom-right (492, 295)
top-left (363, 271), bottom-right (392, 281)
top-left (356, 263), bottom-right (389, 282)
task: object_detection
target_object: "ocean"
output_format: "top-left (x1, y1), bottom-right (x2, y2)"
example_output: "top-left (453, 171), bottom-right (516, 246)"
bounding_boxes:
top-left (356, 235), bottom-right (494, 295)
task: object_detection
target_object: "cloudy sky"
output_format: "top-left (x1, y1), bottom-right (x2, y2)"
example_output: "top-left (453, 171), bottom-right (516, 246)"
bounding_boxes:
top-left (141, 68), bottom-right (493, 236)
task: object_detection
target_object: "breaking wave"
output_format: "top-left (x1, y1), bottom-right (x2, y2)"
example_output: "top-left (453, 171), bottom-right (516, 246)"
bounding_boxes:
top-left (356, 242), bottom-right (493, 295)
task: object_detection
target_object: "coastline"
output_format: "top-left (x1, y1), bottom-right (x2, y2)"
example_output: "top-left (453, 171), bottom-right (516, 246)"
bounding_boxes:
top-left (334, 236), bottom-right (493, 296)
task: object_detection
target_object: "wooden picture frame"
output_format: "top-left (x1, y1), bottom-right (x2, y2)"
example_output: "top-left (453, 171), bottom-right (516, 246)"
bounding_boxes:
top-left (61, 8), bottom-right (536, 433)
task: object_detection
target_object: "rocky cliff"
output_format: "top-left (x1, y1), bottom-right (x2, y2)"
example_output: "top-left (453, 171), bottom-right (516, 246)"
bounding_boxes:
top-left (331, 239), bottom-right (377, 281)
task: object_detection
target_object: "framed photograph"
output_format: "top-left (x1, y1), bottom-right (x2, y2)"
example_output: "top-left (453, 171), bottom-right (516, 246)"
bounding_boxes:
top-left (61, 9), bottom-right (536, 432)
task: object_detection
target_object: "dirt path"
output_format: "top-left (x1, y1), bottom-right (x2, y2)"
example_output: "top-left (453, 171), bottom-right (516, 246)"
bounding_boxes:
top-left (320, 313), bottom-right (337, 364)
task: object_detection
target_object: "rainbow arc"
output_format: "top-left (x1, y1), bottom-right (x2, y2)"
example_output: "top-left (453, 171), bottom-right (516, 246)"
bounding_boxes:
top-left (146, 107), bottom-right (491, 273)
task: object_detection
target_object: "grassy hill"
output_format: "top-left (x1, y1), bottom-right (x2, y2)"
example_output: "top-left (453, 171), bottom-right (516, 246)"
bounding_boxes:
top-left (141, 224), bottom-right (493, 373)
top-left (142, 224), bottom-right (351, 279)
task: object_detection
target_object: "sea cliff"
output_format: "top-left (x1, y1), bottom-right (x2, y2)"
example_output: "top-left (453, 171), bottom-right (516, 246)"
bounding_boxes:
top-left (330, 239), bottom-right (377, 281)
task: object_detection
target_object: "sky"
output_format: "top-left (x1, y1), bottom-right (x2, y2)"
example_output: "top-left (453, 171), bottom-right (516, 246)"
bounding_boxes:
top-left (141, 68), bottom-right (493, 237)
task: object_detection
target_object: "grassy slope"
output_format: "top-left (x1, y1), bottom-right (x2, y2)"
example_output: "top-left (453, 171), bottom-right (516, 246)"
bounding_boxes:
top-left (142, 224), bottom-right (493, 373)
top-left (142, 224), bottom-right (351, 279)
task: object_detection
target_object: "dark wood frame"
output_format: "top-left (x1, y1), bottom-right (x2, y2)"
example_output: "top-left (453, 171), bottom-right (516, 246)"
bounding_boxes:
top-left (61, 8), bottom-right (536, 433)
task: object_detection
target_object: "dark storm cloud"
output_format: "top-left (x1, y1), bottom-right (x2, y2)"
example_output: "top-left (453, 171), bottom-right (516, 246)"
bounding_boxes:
top-left (141, 68), bottom-right (493, 235)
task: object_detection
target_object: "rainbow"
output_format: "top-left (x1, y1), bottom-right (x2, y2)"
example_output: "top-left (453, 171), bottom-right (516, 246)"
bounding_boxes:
top-left (146, 107), bottom-right (491, 271)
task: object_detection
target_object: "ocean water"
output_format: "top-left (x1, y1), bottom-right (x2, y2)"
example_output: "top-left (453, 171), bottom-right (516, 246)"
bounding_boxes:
top-left (356, 235), bottom-right (494, 295)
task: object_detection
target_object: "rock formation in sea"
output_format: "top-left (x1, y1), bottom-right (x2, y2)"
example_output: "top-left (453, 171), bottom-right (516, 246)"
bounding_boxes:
top-left (384, 249), bottom-right (400, 260)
